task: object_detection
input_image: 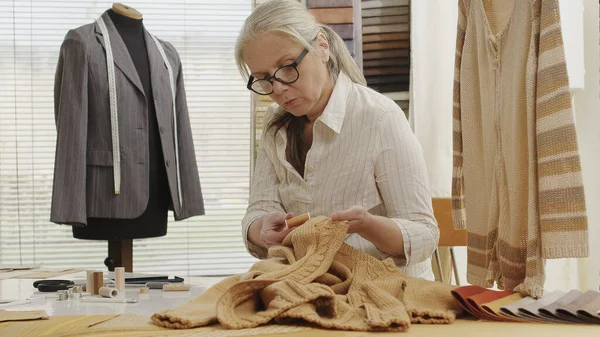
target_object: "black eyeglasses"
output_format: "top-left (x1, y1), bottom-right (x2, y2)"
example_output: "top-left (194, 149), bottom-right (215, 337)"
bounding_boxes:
top-left (247, 49), bottom-right (309, 95)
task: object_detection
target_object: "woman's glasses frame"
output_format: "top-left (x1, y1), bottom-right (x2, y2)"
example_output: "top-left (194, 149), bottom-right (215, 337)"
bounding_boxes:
top-left (246, 48), bottom-right (309, 95)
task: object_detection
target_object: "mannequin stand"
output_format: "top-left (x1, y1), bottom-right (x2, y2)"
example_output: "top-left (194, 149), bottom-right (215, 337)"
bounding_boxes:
top-left (105, 240), bottom-right (133, 272)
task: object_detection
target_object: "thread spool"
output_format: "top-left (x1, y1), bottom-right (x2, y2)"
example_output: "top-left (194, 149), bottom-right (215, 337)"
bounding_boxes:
top-left (99, 286), bottom-right (119, 298)
top-left (93, 271), bottom-right (103, 295)
top-left (86, 270), bottom-right (95, 294)
top-left (163, 283), bottom-right (190, 291)
top-left (139, 287), bottom-right (150, 294)
top-left (285, 212), bottom-right (311, 228)
top-left (114, 267), bottom-right (125, 294)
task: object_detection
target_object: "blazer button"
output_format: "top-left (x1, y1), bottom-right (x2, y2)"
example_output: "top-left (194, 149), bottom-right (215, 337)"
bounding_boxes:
top-left (159, 126), bottom-right (165, 134)
top-left (166, 160), bottom-right (171, 167)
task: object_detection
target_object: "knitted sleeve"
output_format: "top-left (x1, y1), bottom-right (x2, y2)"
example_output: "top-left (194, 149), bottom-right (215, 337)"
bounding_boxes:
top-left (535, 0), bottom-right (588, 258)
top-left (451, 0), bottom-right (469, 230)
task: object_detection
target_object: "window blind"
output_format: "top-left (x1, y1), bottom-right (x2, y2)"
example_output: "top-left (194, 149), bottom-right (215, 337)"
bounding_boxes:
top-left (0, 0), bottom-right (257, 276)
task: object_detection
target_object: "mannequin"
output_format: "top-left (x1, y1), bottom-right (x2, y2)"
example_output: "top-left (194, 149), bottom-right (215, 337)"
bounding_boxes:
top-left (72, 5), bottom-right (171, 241)
top-left (111, 3), bottom-right (143, 20)
top-left (51, 3), bottom-right (206, 271)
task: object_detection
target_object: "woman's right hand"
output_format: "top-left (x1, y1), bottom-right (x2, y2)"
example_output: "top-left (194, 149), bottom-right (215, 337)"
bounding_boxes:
top-left (259, 211), bottom-right (295, 248)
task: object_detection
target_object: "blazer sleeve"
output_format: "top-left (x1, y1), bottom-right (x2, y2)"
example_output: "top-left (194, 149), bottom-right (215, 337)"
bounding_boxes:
top-left (50, 29), bottom-right (89, 226)
top-left (170, 45), bottom-right (205, 221)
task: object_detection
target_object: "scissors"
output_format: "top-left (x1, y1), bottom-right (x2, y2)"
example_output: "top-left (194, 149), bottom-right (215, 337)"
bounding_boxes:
top-left (33, 280), bottom-right (74, 292)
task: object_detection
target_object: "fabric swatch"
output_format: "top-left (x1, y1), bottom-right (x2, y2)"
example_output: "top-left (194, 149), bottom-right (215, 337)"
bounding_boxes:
top-left (362, 6), bottom-right (408, 18)
top-left (466, 290), bottom-right (517, 322)
top-left (396, 100), bottom-right (409, 112)
top-left (366, 75), bottom-right (410, 85)
top-left (363, 66), bottom-right (409, 76)
top-left (539, 290), bottom-right (585, 323)
top-left (557, 290), bottom-right (600, 324)
top-left (363, 15), bottom-right (409, 26)
top-left (499, 296), bottom-right (536, 320)
top-left (451, 285), bottom-right (493, 320)
top-left (362, 32), bottom-right (409, 43)
top-left (481, 293), bottom-right (524, 320)
top-left (307, 0), bottom-right (352, 8)
top-left (363, 40), bottom-right (410, 51)
top-left (363, 23), bottom-right (409, 34)
top-left (360, 2), bottom-right (411, 94)
top-left (344, 39), bottom-right (355, 55)
top-left (519, 291), bottom-right (566, 323)
top-left (363, 58), bottom-right (410, 68)
top-left (329, 24), bottom-right (353, 39)
top-left (370, 83), bottom-right (410, 93)
top-left (448, 285), bottom-right (596, 324)
top-left (577, 290), bottom-right (600, 322)
top-left (362, 0), bottom-right (409, 10)
top-left (363, 49), bottom-right (409, 60)
top-left (309, 8), bottom-right (353, 24)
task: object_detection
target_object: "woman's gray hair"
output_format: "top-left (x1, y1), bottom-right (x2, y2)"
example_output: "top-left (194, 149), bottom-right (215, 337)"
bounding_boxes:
top-left (234, 0), bottom-right (366, 86)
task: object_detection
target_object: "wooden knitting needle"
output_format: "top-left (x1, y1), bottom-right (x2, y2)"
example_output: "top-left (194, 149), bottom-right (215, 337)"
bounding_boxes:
top-left (285, 213), bottom-right (311, 228)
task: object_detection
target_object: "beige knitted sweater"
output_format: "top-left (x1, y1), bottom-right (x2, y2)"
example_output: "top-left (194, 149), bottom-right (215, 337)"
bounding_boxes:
top-left (152, 216), bottom-right (463, 332)
top-left (452, 0), bottom-right (589, 298)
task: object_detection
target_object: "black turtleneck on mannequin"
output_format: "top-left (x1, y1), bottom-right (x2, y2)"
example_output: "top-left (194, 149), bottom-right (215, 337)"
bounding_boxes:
top-left (73, 9), bottom-right (171, 240)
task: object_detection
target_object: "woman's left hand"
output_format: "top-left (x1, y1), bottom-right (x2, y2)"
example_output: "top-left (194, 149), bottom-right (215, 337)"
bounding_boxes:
top-left (331, 206), bottom-right (373, 235)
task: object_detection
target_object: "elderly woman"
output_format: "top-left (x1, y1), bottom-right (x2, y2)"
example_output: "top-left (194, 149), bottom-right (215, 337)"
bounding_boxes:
top-left (236, 0), bottom-right (439, 280)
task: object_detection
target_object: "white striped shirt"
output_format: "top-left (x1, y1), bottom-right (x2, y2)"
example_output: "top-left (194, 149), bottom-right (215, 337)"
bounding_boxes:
top-left (242, 72), bottom-right (438, 280)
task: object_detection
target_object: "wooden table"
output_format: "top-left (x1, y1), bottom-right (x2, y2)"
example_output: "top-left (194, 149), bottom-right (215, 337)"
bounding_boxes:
top-left (291, 318), bottom-right (600, 336)
top-left (0, 271), bottom-right (597, 336)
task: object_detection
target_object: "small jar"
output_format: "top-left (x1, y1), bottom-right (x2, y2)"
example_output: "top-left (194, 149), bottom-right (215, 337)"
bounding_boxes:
top-left (57, 290), bottom-right (69, 301)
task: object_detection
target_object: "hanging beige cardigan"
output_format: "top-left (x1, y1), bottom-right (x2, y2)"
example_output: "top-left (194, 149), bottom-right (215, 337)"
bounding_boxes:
top-left (452, 0), bottom-right (589, 298)
top-left (152, 216), bottom-right (463, 332)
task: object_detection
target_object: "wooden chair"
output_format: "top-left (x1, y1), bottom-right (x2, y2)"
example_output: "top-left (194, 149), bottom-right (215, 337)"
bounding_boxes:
top-left (432, 198), bottom-right (467, 285)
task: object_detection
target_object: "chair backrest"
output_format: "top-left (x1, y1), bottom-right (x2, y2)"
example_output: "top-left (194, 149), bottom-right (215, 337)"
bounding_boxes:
top-left (432, 198), bottom-right (467, 247)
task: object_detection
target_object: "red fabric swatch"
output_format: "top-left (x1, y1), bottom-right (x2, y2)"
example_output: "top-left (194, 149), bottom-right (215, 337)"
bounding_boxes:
top-left (452, 286), bottom-right (517, 322)
top-left (468, 289), bottom-right (518, 322)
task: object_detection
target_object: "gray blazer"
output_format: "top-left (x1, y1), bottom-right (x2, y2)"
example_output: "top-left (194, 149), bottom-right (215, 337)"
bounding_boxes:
top-left (51, 11), bottom-right (204, 225)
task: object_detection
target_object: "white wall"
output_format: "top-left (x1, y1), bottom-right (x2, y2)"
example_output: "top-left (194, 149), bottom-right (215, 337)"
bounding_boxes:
top-left (544, 0), bottom-right (600, 292)
top-left (409, 0), bottom-right (457, 198)
top-left (559, 0), bottom-right (586, 89)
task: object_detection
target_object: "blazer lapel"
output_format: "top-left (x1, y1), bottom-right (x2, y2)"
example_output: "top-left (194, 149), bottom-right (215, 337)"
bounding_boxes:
top-left (95, 11), bottom-right (145, 97)
top-left (144, 30), bottom-right (171, 128)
